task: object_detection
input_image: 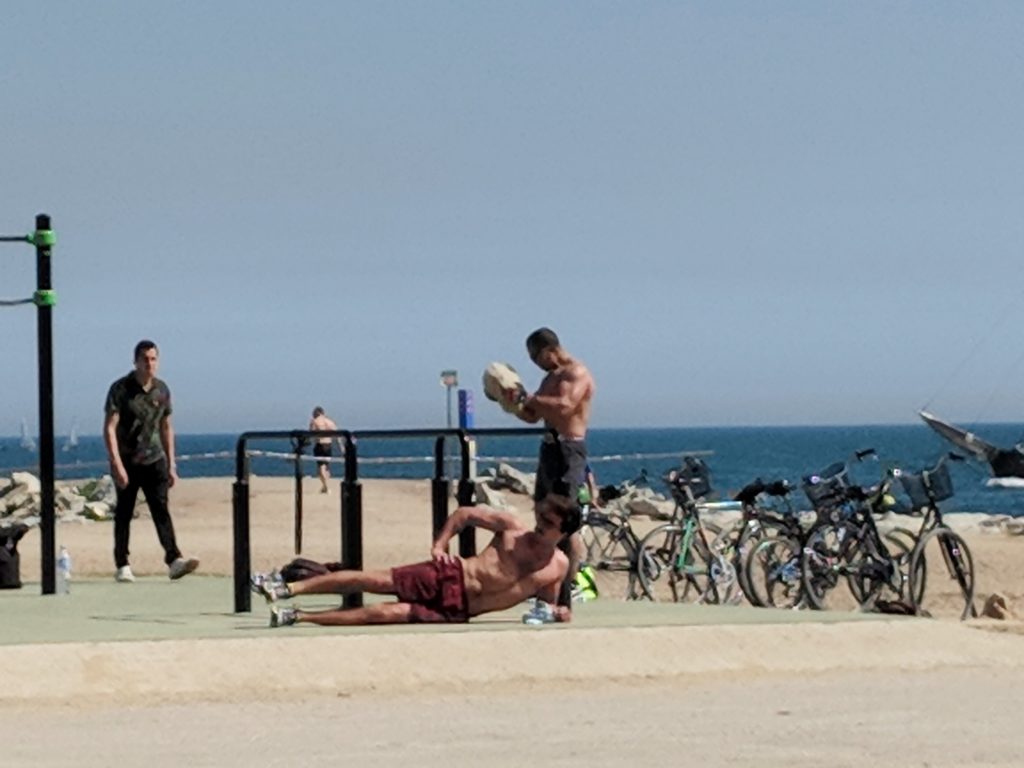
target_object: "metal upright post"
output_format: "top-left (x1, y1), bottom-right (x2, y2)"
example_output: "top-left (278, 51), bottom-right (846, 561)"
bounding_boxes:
top-left (292, 434), bottom-right (306, 554)
top-left (33, 214), bottom-right (56, 596)
top-left (431, 436), bottom-right (450, 540)
top-left (340, 435), bottom-right (363, 608)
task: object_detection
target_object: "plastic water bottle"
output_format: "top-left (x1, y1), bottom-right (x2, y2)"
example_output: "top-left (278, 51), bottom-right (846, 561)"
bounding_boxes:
top-left (57, 546), bottom-right (71, 594)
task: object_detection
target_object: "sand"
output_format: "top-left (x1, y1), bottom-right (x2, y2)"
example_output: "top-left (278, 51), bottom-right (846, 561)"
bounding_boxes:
top-left (19, 476), bottom-right (1024, 608)
top-left (7, 477), bottom-right (1024, 767)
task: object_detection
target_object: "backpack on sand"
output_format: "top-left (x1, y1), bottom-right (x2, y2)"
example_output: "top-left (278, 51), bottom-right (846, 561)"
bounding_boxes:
top-left (279, 557), bottom-right (346, 583)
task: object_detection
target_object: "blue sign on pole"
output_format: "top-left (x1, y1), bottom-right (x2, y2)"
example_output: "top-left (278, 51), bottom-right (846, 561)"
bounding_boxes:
top-left (458, 389), bottom-right (474, 429)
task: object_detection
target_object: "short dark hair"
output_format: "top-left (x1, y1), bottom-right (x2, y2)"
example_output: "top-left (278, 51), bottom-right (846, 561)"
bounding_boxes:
top-left (542, 493), bottom-right (582, 536)
top-left (312, 406), bottom-right (325, 417)
top-left (526, 327), bottom-right (560, 360)
top-left (134, 340), bottom-right (158, 361)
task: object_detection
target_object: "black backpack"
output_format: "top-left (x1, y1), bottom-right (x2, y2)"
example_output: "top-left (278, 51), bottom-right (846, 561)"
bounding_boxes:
top-left (279, 556), bottom-right (346, 583)
top-left (0, 523), bottom-right (30, 590)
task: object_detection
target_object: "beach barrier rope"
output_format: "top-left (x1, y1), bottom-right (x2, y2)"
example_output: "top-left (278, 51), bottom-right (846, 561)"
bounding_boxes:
top-left (0, 448), bottom-right (710, 475)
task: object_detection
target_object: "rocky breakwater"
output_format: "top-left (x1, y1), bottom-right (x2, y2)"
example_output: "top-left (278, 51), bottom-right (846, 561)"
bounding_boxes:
top-left (0, 471), bottom-right (120, 528)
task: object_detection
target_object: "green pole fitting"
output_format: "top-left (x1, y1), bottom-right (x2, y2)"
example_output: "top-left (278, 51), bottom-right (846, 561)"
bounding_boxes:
top-left (30, 229), bottom-right (56, 247)
top-left (33, 289), bottom-right (57, 307)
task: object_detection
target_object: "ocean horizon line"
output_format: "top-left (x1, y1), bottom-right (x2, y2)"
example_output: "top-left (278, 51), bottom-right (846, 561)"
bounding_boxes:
top-left (6, 418), bottom-right (1024, 441)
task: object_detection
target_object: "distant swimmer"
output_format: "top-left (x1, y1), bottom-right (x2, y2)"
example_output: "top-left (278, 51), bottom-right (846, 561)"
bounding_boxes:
top-left (255, 494), bottom-right (580, 627)
top-left (309, 406), bottom-right (342, 494)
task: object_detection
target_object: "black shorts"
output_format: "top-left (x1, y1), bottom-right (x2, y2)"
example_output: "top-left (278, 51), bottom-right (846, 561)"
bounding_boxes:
top-left (313, 442), bottom-right (332, 467)
top-left (534, 433), bottom-right (588, 503)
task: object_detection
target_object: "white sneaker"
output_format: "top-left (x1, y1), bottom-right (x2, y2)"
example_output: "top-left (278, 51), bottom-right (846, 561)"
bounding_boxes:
top-left (115, 565), bottom-right (136, 583)
top-left (168, 557), bottom-right (200, 580)
top-left (522, 600), bottom-right (556, 625)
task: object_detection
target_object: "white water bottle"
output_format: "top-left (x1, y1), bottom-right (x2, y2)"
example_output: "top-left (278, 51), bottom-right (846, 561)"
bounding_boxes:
top-left (57, 546), bottom-right (72, 594)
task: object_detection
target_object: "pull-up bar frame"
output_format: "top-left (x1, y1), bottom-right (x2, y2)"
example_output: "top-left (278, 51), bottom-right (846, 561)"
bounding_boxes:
top-left (1, 214), bottom-right (56, 595)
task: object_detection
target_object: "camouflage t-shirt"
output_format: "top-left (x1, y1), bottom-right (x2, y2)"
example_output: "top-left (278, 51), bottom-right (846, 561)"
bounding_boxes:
top-left (104, 373), bottom-right (173, 466)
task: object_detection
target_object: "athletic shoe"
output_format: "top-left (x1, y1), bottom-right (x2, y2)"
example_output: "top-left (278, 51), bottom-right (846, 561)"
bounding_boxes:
top-left (168, 557), bottom-right (200, 580)
top-left (115, 565), bottom-right (136, 583)
top-left (270, 605), bottom-right (298, 628)
top-left (522, 599), bottom-right (556, 625)
top-left (258, 571), bottom-right (291, 602)
top-left (571, 566), bottom-right (599, 603)
top-left (250, 571), bottom-right (269, 594)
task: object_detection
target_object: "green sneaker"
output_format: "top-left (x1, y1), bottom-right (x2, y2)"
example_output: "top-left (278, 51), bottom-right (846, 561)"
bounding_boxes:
top-left (572, 566), bottom-right (599, 602)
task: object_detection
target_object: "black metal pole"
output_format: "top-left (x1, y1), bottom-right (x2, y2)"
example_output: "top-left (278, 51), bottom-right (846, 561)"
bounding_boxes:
top-left (431, 436), bottom-right (450, 540)
top-left (232, 477), bottom-right (251, 613)
top-left (457, 431), bottom-right (476, 558)
top-left (292, 434), bottom-right (306, 554)
top-left (34, 214), bottom-right (55, 595)
top-left (231, 434), bottom-right (256, 612)
top-left (340, 435), bottom-right (362, 608)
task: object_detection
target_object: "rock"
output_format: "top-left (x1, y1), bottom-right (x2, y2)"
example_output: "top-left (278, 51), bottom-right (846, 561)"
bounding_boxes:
top-left (625, 496), bottom-right (674, 520)
top-left (11, 471), bottom-right (41, 494)
top-left (474, 482), bottom-right (510, 510)
top-left (83, 502), bottom-right (112, 521)
top-left (981, 592), bottom-right (1015, 620)
top-left (3, 488), bottom-right (32, 515)
top-left (489, 463), bottom-right (534, 495)
top-left (81, 475), bottom-right (116, 504)
top-left (1000, 519), bottom-right (1024, 536)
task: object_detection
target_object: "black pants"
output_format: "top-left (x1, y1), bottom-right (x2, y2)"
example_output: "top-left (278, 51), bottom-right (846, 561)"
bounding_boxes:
top-left (113, 458), bottom-right (182, 568)
top-left (534, 434), bottom-right (589, 608)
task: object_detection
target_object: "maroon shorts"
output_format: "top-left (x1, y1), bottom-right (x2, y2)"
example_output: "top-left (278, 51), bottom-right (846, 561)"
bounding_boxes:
top-left (391, 558), bottom-right (469, 623)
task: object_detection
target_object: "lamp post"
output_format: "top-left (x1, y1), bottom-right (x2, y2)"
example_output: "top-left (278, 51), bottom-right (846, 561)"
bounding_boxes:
top-left (440, 369), bottom-right (458, 428)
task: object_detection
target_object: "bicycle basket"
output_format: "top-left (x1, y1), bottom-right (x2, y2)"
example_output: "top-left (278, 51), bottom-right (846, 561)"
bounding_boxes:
top-left (801, 461), bottom-right (850, 511)
top-left (667, 456), bottom-right (713, 501)
top-left (899, 461), bottom-right (954, 508)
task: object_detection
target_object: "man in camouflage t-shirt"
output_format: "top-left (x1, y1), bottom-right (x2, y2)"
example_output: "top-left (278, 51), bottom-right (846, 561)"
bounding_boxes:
top-left (103, 340), bottom-right (199, 582)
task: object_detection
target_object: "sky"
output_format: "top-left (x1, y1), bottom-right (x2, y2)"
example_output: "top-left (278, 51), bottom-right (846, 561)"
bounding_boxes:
top-left (2, 2), bottom-right (1023, 436)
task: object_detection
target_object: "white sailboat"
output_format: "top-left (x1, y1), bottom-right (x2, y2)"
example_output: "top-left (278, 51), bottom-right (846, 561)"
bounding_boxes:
top-left (19, 418), bottom-right (36, 452)
top-left (62, 420), bottom-right (79, 452)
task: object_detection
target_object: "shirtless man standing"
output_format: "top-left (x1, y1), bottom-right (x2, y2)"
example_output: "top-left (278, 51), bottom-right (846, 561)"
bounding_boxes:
top-left (256, 494), bottom-right (579, 626)
top-left (309, 406), bottom-right (341, 494)
top-left (513, 327), bottom-right (596, 608)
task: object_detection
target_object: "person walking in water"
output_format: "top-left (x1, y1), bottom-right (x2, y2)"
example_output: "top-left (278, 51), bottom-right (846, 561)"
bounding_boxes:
top-left (103, 340), bottom-right (199, 582)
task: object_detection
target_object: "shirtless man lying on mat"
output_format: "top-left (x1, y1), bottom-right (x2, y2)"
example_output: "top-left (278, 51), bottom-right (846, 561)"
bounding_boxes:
top-left (254, 493), bottom-right (581, 627)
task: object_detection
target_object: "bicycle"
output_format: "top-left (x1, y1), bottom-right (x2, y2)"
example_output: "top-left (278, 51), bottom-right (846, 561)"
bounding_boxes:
top-left (635, 456), bottom-right (734, 604)
top-left (799, 449), bottom-right (916, 613)
top-left (801, 451), bottom-right (977, 619)
top-left (902, 453), bottom-right (977, 620)
top-left (576, 504), bottom-right (647, 601)
top-left (726, 477), bottom-right (807, 608)
top-left (576, 469), bottom-right (662, 601)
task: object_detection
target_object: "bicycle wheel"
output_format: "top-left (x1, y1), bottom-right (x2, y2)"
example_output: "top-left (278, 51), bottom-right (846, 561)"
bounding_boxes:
top-left (909, 528), bottom-right (976, 620)
top-left (578, 513), bottom-right (642, 601)
top-left (635, 524), bottom-right (682, 602)
top-left (744, 535), bottom-right (803, 609)
top-left (695, 521), bottom-right (740, 605)
top-left (735, 518), bottom-right (800, 606)
top-left (843, 532), bottom-right (900, 612)
top-left (882, 528), bottom-right (921, 605)
top-left (800, 522), bottom-right (862, 612)
top-left (667, 522), bottom-right (718, 604)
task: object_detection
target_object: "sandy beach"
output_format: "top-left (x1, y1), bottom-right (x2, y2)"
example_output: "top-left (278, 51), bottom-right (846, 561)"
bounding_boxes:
top-left (7, 477), bottom-right (1024, 767)
top-left (17, 476), bottom-right (1024, 611)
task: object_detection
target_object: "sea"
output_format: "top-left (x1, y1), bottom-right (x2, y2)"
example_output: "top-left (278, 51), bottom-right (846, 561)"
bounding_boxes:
top-left (2, 423), bottom-right (1024, 517)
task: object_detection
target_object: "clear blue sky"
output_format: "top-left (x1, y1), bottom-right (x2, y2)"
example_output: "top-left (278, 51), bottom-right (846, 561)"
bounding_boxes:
top-left (2, 3), bottom-right (1023, 435)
